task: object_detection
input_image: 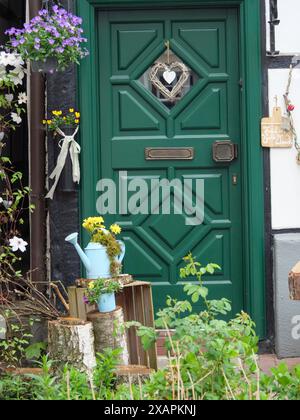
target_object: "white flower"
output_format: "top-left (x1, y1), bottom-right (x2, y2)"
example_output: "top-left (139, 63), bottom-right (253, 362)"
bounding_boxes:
top-left (0, 132), bottom-right (4, 141)
top-left (8, 66), bottom-right (25, 86)
top-left (5, 94), bottom-right (14, 103)
top-left (18, 92), bottom-right (27, 104)
top-left (0, 52), bottom-right (24, 67)
top-left (3, 200), bottom-right (12, 209)
top-left (9, 236), bottom-right (28, 253)
top-left (11, 112), bottom-right (22, 124)
top-left (0, 197), bottom-right (3, 204)
top-left (0, 52), bottom-right (10, 67)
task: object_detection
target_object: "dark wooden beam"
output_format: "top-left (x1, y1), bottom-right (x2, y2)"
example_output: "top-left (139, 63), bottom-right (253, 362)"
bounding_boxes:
top-left (0, 3), bottom-right (14, 20)
top-left (29, 0), bottom-right (47, 286)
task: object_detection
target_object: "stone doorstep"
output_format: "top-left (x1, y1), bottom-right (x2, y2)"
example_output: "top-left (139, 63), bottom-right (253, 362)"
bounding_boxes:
top-left (259, 354), bottom-right (300, 374)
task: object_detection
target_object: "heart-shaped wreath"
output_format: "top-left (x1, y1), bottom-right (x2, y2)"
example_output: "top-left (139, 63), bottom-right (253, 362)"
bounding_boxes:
top-left (149, 61), bottom-right (190, 101)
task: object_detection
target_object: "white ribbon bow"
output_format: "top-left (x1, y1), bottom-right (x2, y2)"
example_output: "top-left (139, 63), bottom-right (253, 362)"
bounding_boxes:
top-left (46, 126), bottom-right (81, 200)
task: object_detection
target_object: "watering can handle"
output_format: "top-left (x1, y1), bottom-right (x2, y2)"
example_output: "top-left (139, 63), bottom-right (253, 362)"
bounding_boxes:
top-left (117, 241), bottom-right (126, 264)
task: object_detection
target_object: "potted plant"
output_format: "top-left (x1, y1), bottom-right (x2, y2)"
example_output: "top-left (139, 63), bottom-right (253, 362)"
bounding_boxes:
top-left (43, 108), bottom-right (81, 134)
top-left (65, 217), bottom-right (126, 279)
top-left (5, 6), bottom-right (89, 73)
top-left (84, 278), bottom-right (122, 313)
top-left (44, 108), bottom-right (81, 199)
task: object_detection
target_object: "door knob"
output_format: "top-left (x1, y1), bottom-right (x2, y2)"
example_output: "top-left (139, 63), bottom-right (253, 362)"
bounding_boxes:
top-left (212, 141), bottom-right (238, 163)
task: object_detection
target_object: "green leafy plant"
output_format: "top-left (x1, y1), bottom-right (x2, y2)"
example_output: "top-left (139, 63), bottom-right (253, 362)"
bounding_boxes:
top-left (0, 50), bottom-right (32, 287)
top-left (0, 155), bottom-right (33, 283)
top-left (1, 255), bottom-right (300, 401)
top-left (93, 348), bottom-right (123, 398)
top-left (25, 342), bottom-right (47, 362)
top-left (0, 315), bottom-right (34, 368)
top-left (0, 349), bottom-right (299, 400)
top-left (85, 278), bottom-right (122, 305)
top-left (127, 254), bottom-right (261, 400)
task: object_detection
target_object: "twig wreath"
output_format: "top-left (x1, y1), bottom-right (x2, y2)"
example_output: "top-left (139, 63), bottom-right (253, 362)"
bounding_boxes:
top-left (149, 41), bottom-right (190, 102)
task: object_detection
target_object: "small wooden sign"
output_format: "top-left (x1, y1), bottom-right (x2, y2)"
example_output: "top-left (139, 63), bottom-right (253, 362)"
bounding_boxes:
top-left (289, 261), bottom-right (300, 301)
top-left (261, 107), bottom-right (293, 148)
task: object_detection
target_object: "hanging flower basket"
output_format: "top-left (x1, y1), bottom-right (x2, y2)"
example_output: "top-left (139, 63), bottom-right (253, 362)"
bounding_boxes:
top-left (5, 5), bottom-right (89, 73)
top-left (31, 57), bottom-right (59, 74)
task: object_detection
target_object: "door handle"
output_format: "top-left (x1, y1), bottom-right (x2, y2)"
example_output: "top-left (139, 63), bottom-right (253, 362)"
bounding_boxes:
top-left (212, 141), bottom-right (238, 163)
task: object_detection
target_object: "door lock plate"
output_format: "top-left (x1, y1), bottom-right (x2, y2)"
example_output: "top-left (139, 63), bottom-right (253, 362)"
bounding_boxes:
top-left (213, 141), bottom-right (238, 163)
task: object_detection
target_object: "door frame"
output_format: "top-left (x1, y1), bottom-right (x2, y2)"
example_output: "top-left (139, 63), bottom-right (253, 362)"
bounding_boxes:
top-left (77, 0), bottom-right (266, 337)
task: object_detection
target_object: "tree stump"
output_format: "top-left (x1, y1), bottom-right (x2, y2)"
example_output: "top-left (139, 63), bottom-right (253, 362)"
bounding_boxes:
top-left (48, 318), bottom-right (96, 373)
top-left (87, 307), bottom-right (129, 365)
top-left (289, 262), bottom-right (300, 301)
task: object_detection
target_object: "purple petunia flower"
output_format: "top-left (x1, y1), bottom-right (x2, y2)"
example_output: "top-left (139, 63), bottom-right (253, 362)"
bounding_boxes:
top-left (11, 39), bottom-right (19, 47)
top-left (38, 9), bottom-right (48, 17)
top-left (5, 27), bottom-right (17, 36)
top-left (5, 6), bottom-right (89, 69)
top-left (24, 24), bottom-right (33, 34)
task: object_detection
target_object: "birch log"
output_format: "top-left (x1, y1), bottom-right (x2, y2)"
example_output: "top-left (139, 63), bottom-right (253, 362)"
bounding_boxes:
top-left (48, 318), bottom-right (96, 372)
top-left (87, 307), bottom-right (129, 365)
top-left (289, 262), bottom-right (300, 301)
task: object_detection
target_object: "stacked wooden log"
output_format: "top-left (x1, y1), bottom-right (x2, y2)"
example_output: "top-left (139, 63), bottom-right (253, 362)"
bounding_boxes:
top-left (48, 318), bottom-right (96, 373)
top-left (48, 277), bottom-right (157, 377)
top-left (289, 262), bottom-right (300, 301)
top-left (87, 307), bottom-right (129, 365)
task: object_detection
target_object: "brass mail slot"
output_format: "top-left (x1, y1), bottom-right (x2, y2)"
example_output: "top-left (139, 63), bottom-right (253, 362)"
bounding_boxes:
top-left (145, 147), bottom-right (194, 161)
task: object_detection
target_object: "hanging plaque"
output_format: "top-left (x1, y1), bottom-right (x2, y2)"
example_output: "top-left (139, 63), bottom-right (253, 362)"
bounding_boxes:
top-left (261, 107), bottom-right (293, 148)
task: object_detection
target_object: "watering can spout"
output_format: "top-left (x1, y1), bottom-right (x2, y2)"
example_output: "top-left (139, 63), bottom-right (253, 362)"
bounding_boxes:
top-left (65, 232), bottom-right (91, 272)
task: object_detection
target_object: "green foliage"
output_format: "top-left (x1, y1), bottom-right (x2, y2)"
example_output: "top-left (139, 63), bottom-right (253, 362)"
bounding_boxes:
top-left (0, 319), bottom-right (32, 368)
top-left (93, 348), bottom-right (123, 398)
top-left (0, 374), bottom-right (34, 400)
top-left (25, 342), bottom-right (47, 361)
top-left (0, 152), bottom-right (32, 280)
top-left (0, 254), bottom-right (300, 401)
top-left (259, 363), bottom-right (300, 400)
top-left (126, 321), bottom-right (159, 351)
top-left (0, 350), bottom-right (124, 401)
top-left (85, 278), bottom-right (122, 305)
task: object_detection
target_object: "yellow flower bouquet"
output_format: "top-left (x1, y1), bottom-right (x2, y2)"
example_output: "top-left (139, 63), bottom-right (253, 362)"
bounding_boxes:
top-left (82, 216), bottom-right (123, 277)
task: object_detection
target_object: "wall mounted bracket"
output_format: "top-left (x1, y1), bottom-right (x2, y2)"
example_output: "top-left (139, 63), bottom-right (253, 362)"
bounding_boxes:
top-left (267, 0), bottom-right (280, 57)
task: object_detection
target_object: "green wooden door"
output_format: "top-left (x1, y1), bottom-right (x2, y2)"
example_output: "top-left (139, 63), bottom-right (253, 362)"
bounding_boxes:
top-left (97, 7), bottom-right (243, 315)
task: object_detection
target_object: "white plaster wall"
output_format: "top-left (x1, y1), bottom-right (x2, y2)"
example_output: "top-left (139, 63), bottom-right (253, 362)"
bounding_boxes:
top-left (269, 69), bottom-right (300, 229)
top-left (266, 0), bottom-right (300, 54)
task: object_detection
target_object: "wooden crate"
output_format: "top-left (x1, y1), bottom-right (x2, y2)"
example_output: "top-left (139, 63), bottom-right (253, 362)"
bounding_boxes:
top-left (68, 281), bottom-right (157, 370)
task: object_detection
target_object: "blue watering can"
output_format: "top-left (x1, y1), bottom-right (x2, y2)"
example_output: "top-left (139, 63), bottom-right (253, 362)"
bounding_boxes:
top-left (65, 232), bottom-right (125, 279)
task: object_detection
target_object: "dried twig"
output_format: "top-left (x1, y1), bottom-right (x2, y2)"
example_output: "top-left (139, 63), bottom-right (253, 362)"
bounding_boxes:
top-left (50, 283), bottom-right (69, 312)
